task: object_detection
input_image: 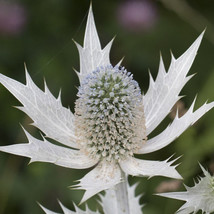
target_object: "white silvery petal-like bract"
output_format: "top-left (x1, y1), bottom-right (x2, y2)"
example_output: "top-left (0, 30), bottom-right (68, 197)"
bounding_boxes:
top-left (157, 164), bottom-right (214, 214)
top-left (40, 179), bottom-right (143, 214)
top-left (40, 201), bottom-right (99, 214)
top-left (0, 5), bottom-right (213, 203)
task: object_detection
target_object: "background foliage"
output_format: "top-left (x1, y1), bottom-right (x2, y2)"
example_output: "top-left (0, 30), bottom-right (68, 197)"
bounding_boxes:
top-left (0, 0), bottom-right (214, 213)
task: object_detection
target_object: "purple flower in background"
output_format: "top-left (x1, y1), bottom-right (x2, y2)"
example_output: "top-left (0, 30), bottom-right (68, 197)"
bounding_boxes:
top-left (117, 0), bottom-right (157, 32)
top-left (0, 2), bottom-right (26, 36)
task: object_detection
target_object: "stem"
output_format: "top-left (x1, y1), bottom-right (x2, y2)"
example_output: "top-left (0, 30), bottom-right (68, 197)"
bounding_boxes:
top-left (115, 172), bottom-right (130, 214)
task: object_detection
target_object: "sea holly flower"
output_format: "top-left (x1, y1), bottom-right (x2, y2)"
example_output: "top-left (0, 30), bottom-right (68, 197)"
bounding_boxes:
top-left (157, 164), bottom-right (214, 214)
top-left (0, 5), bottom-right (213, 204)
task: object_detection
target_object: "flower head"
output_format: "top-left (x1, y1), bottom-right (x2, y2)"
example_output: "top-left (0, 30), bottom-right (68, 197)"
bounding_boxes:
top-left (157, 164), bottom-right (214, 214)
top-left (0, 6), bottom-right (213, 204)
top-left (75, 65), bottom-right (146, 161)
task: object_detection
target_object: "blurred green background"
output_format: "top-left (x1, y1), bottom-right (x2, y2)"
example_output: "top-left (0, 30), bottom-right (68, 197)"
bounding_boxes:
top-left (0, 0), bottom-right (214, 213)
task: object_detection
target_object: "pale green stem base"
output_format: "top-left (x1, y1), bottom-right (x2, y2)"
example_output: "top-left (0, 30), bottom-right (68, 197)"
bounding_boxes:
top-left (115, 172), bottom-right (130, 214)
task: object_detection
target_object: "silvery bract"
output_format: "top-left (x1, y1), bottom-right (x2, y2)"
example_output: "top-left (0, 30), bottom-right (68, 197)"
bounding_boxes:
top-left (40, 201), bottom-right (99, 214)
top-left (0, 6), bottom-right (213, 203)
top-left (40, 179), bottom-right (143, 214)
top-left (158, 165), bottom-right (214, 214)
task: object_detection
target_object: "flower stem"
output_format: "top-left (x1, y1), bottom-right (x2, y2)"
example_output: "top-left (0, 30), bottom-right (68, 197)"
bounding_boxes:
top-left (115, 172), bottom-right (130, 214)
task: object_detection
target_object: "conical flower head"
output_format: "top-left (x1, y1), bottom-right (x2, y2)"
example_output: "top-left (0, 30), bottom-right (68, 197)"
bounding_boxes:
top-left (75, 65), bottom-right (146, 161)
top-left (157, 165), bottom-right (214, 214)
